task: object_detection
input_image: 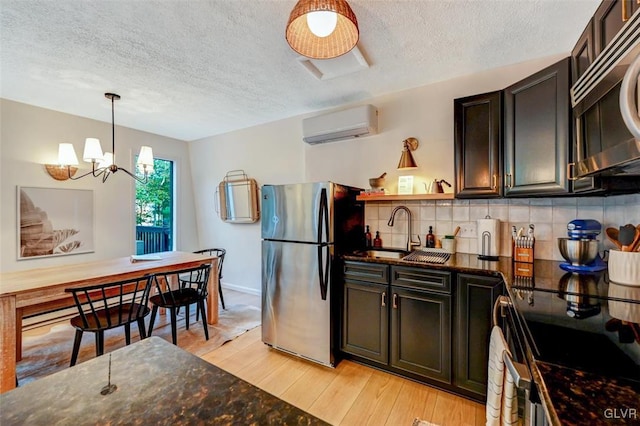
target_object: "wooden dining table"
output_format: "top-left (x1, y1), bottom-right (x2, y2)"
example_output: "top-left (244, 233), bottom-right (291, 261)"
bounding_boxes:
top-left (0, 251), bottom-right (219, 394)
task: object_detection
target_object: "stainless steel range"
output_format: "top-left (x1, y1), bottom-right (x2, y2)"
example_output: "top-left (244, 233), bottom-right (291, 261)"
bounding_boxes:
top-left (510, 270), bottom-right (640, 384)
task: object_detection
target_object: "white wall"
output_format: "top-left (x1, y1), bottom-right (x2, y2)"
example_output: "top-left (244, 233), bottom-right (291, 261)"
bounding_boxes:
top-left (0, 99), bottom-right (198, 272)
top-left (189, 54), bottom-right (578, 294)
top-left (189, 118), bottom-right (305, 295)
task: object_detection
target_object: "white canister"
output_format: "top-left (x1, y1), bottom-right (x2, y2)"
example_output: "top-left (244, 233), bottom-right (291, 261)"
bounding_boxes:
top-left (441, 237), bottom-right (456, 254)
top-left (608, 250), bottom-right (640, 286)
top-left (477, 216), bottom-right (501, 259)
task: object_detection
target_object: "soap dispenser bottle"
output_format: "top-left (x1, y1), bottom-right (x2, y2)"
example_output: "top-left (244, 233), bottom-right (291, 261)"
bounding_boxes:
top-left (365, 225), bottom-right (372, 248)
top-left (373, 231), bottom-right (382, 248)
top-left (426, 226), bottom-right (435, 248)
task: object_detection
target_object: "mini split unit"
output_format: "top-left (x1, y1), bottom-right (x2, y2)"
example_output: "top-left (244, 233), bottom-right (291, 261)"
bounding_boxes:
top-left (302, 104), bottom-right (378, 144)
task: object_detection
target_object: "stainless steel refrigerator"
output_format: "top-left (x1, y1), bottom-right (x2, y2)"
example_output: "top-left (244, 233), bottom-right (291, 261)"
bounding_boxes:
top-left (261, 182), bottom-right (364, 367)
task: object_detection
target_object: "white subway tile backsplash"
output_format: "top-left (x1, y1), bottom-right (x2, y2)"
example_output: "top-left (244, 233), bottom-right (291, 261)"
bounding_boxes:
top-left (529, 198), bottom-right (553, 206)
top-left (553, 197), bottom-right (577, 206)
top-left (436, 205), bottom-right (452, 221)
top-left (456, 238), bottom-right (471, 254)
top-left (435, 221), bottom-right (453, 237)
top-left (509, 205), bottom-right (530, 222)
top-left (552, 205), bottom-right (577, 224)
top-left (365, 205), bottom-right (378, 221)
top-left (533, 223), bottom-right (552, 241)
top-left (529, 206), bottom-right (551, 223)
top-left (603, 204), bottom-right (625, 228)
top-left (391, 233), bottom-right (406, 249)
top-left (378, 205), bottom-right (392, 222)
top-left (420, 205), bottom-right (436, 221)
top-left (469, 204), bottom-right (489, 220)
top-left (365, 195), bottom-right (635, 260)
top-left (576, 205), bottom-right (604, 223)
top-left (507, 199), bottom-right (528, 206)
top-left (489, 205), bottom-right (509, 222)
top-left (452, 204), bottom-right (470, 221)
top-left (577, 197), bottom-right (604, 207)
top-left (536, 241), bottom-right (553, 260)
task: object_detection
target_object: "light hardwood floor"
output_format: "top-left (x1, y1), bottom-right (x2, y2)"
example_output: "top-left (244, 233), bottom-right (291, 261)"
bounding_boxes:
top-left (23, 289), bottom-right (485, 426)
top-left (203, 290), bottom-right (485, 426)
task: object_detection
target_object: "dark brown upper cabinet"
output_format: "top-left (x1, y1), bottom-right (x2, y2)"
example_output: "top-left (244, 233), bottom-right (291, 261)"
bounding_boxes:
top-left (571, 20), bottom-right (594, 84)
top-left (454, 92), bottom-right (503, 198)
top-left (594, 0), bottom-right (638, 56)
top-left (503, 58), bottom-right (571, 197)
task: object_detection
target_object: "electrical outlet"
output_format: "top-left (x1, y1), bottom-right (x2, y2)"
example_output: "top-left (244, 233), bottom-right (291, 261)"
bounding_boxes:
top-left (458, 222), bottom-right (477, 238)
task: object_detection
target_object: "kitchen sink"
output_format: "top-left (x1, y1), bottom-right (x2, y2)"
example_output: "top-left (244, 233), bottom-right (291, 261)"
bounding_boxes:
top-left (353, 249), bottom-right (409, 259)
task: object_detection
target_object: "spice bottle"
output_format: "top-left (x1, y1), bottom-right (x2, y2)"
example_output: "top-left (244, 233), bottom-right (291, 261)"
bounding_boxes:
top-left (365, 225), bottom-right (372, 248)
top-left (373, 231), bottom-right (383, 248)
top-left (426, 226), bottom-right (435, 248)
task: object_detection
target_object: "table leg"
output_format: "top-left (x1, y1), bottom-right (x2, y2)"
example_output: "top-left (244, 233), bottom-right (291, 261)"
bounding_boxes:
top-left (207, 257), bottom-right (219, 325)
top-left (1, 295), bottom-right (17, 393)
top-left (15, 308), bottom-right (23, 361)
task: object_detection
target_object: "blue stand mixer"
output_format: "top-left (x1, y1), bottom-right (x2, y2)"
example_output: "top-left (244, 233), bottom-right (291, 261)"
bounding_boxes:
top-left (558, 219), bottom-right (607, 273)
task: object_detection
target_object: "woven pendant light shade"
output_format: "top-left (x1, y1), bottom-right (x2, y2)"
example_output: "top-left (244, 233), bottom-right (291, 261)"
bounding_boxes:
top-left (286, 0), bottom-right (359, 59)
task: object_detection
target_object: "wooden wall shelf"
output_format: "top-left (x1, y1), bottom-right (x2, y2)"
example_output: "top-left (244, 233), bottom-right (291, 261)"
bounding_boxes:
top-left (356, 193), bottom-right (455, 202)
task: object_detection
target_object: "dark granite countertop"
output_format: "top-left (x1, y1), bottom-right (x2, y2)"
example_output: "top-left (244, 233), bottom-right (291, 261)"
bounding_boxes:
top-left (343, 251), bottom-right (640, 426)
top-left (0, 337), bottom-right (328, 426)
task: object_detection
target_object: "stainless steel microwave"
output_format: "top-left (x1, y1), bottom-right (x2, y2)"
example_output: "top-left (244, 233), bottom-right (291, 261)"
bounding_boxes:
top-left (571, 10), bottom-right (640, 178)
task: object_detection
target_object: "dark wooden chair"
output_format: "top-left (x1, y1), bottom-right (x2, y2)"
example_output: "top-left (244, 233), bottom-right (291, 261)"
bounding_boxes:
top-left (193, 248), bottom-right (226, 309)
top-left (65, 275), bottom-right (153, 366)
top-left (148, 263), bottom-right (211, 345)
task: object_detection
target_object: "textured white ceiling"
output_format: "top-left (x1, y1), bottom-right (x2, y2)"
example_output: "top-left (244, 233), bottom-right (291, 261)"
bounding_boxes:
top-left (0, 0), bottom-right (600, 141)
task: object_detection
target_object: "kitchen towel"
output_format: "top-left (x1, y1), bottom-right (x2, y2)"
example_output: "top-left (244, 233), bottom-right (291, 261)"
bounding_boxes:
top-left (477, 216), bottom-right (501, 258)
top-left (486, 326), bottom-right (518, 426)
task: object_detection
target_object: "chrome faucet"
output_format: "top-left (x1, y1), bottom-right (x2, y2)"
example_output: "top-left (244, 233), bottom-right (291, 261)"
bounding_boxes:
top-left (387, 206), bottom-right (421, 251)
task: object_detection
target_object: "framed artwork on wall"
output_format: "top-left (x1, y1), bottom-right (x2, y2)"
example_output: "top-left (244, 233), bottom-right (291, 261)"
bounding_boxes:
top-left (17, 186), bottom-right (94, 260)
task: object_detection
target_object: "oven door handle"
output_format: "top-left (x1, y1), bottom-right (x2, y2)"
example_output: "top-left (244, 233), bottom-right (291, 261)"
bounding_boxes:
top-left (503, 351), bottom-right (531, 391)
top-left (493, 295), bottom-right (532, 391)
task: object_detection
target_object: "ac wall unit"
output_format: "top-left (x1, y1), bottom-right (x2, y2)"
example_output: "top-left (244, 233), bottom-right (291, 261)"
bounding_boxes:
top-left (302, 104), bottom-right (378, 144)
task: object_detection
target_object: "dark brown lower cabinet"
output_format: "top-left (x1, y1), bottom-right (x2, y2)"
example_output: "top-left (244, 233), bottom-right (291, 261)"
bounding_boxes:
top-left (341, 279), bottom-right (388, 364)
top-left (341, 261), bottom-right (499, 403)
top-left (390, 286), bottom-right (451, 384)
top-left (454, 274), bottom-right (503, 400)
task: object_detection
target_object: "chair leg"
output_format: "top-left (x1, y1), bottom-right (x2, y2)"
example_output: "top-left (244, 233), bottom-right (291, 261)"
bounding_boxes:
top-left (185, 304), bottom-right (190, 330)
top-left (170, 308), bottom-right (178, 345)
top-left (219, 280), bottom-right (225, 310)
top-left (200, 300), bottom-right (209, 341)
top-left (125, 323), bottom-right (131, 345)
top-left (70, 329), bottom-right (83, 367)
top-left (96, 331), bottom-right (105, 357)
top-left (148, 305), bottom-right (158, 336)
top-left (137, 317), bottom-right (147, 339)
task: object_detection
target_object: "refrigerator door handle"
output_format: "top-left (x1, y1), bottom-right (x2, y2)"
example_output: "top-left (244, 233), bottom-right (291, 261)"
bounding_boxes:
top-left (317, 188), bottom-right (329, 244)
top-left (317, 245), bottom-right (330, 300)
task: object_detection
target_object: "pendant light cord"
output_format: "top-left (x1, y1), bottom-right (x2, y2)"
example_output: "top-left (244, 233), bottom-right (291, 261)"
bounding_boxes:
top-left (111, 95), bottom-right (116, 157)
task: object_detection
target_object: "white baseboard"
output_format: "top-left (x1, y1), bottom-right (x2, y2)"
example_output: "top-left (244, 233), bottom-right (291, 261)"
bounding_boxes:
top-left (221, 281), bottom-right (261, 297)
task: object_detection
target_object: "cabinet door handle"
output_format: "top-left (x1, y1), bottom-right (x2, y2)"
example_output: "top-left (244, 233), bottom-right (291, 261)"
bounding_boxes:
top-left (567, 162), bottom-right (577, 181)
top-left (392, 293), bottom-right (398, 309)
top-left (505, 173), bottom-right (513, 188)
top-left (623, 0), bottom-right (630, 21)
top-left (492, 174), bottom-right (497, 190)
top-left (381, 291), bottom-right (386, 307)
